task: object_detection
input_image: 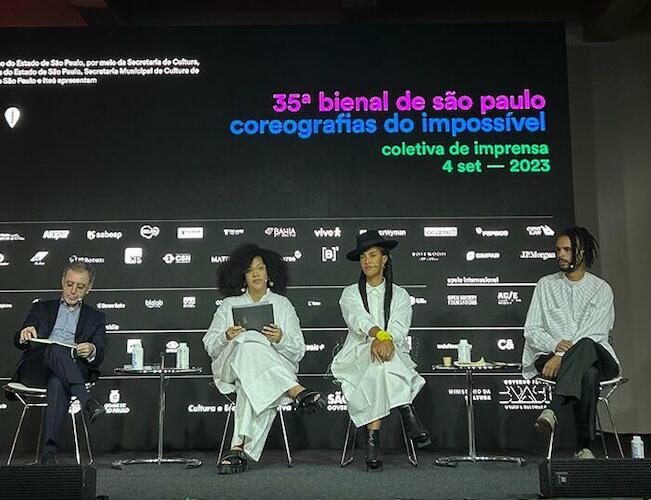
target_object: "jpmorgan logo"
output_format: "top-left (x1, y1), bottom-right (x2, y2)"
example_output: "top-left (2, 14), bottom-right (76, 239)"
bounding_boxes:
top-left (466, 251), bottom-right (500, 261)
top-left (87, 230), bottom-right (122, 240)
top-left (42, 230), bottom-right (69, 240)
top-left (498, 338), bottom-right (516, 351)
top-left (313, 227), bottom-right (342, 238)
top-left (526, 225), bottom-right (555, 236)
top-left (520, 250), bottom-right (556, 260)
top-left (497, 291), bottom-right (521, 305)
top-left (424, 226), bottom-right (458, 237)
top-left (140, 225), bottom-right (160, 239)
top-left (475, 227), bottom-right (509, 237)
top-left (265, 226), bottom-right (297, 238)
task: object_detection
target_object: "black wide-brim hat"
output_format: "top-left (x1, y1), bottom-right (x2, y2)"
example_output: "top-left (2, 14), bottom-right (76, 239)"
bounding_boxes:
top-left (346, 230), bottom-right (398, 261)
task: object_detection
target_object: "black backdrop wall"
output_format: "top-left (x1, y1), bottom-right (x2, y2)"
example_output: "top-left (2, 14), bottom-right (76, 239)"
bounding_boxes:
top-left (0, 23), bottom-right (574, 453)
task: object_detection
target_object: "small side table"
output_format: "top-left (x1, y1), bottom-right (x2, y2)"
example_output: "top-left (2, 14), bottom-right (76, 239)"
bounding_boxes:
top-left (432, 362), bottom-right (526, 467)
top-left (111, 355), bottom-right (202, 469)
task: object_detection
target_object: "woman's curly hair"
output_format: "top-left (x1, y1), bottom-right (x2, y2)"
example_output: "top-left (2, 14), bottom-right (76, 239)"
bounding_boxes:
top-left (217, 243), bottom-right (289, 297)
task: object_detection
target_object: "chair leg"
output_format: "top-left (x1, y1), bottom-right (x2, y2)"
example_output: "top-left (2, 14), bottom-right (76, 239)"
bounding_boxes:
top-left (277, 406), bottom-right (292, 467)
top-left (218, 403), bottom-right (233, 464)
top-left (399, 414), bottom-right (418, 467)
top-left (7, 405), bottom-right (29, 465)
top-left (340, 418), bottom-right (356, 467)
top-left (80, 409), bottom-right (94, 464)
top-left (546, 426), bottom-right (555, 460)
top-left (602, 398), bottom-right (625, 458)
top-left (71, 404), bottom-right (81, 465)
top-left (596, 406), bottom-right (609, 458)
top-left (32, 407), bottom-right (45, 465)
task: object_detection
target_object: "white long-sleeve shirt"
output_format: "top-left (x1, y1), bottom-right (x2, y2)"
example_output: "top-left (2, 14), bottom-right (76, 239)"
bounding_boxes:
top-left (522, 271), bottom-right (620, 379)
top-left (203, 289), bottom-right (306, 394)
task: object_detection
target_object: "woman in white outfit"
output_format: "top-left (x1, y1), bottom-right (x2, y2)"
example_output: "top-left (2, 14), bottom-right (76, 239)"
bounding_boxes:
top-left (332, 230), bottom-right (430, 471)
top-left (203, 243), bottom-right (324, 474)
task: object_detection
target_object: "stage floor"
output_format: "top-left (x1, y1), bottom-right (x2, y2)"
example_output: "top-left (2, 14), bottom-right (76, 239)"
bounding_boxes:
top-left (5, 449), bottom-right (560, 499)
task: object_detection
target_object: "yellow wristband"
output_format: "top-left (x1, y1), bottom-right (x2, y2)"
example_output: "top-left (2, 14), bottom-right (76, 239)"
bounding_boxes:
top-left (376, 330), bottom-right (393, 342)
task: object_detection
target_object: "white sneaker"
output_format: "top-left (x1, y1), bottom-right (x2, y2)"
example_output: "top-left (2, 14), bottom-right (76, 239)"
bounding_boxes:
top-left (574, 448), bottom-right (596, 459)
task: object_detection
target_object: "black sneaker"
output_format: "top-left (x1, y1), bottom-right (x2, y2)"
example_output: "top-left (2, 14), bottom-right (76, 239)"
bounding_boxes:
top-left (40, 451), bottom-right (59, 465)
top-left (83, 397), bottom-right (106, 424)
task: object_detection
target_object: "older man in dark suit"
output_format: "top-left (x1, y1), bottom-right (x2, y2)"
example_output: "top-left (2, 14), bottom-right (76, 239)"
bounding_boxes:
top-left (11, 262), bottom-right (107, 464)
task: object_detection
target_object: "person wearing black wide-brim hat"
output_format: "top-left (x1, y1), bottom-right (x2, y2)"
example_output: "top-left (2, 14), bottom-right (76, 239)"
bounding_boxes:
top-left (332, 230), bottom-right (431, 471)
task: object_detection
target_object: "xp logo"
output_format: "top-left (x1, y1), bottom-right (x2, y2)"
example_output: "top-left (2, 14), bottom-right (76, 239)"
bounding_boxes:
top-left (497, 338), bottom-right (515, 351)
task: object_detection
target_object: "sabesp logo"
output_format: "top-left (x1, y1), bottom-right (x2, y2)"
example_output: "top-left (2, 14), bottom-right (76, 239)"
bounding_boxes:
top-left (87, 230), bottom-right (122, 240)
top-left (265, 226), bottom-right (297, 238)
top-left (313, 227), bottom-right (342, 238)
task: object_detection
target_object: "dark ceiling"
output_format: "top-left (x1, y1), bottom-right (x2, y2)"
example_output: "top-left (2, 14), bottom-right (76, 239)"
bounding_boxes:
top-left (1, 0), bottom-right (650, 42)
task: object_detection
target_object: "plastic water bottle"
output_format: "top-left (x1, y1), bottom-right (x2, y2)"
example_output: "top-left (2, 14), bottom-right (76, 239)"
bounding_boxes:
top-left (132, 342), bottom-right (144, 370)
top-left (457, 339), bottom-right (472, 363)
top-left (176, 342), bottom-right (190, 370)
top-left (631, 435), bottom-right (645, 459)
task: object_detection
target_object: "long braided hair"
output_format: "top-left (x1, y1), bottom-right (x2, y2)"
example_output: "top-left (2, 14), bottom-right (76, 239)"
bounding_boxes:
top-left (559, 226), bottom-right (599, 269)
top-left (357, 248), bottom-right (394, 329)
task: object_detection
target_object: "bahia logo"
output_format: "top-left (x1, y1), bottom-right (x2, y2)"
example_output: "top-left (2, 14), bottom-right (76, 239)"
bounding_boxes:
top-left (265, 226), bottom-right (297, 238)
top-left (526, 225), bottom-right (555, 236)
top-left (87, 230), bottom-right (122, 240)
top-left (313, 227), bottom-right (342, 238)
top-left (140, 225), bottom-right (160, 239)
top-left (497, 291), bottom-right (521, 306)
top-left (475, 227), bottom-right (509, 237)
top-left (42, 229), bottom-right (70, 240)
top-left (466, 251), bottom-right (500, 261)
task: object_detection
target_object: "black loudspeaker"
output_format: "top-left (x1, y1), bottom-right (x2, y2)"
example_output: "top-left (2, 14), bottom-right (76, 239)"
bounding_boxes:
top-left (539, 458), bottom-right (651, 498)
top-left (0, 465), bottom-right (96, 500)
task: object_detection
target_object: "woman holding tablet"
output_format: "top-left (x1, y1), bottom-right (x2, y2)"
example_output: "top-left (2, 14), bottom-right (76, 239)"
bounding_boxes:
top-left (203, 243), bottom-right (324, 474)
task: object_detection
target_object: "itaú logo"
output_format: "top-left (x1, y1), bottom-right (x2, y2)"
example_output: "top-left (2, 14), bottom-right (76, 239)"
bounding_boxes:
top-left (326, 391), bottom-right (348, 411)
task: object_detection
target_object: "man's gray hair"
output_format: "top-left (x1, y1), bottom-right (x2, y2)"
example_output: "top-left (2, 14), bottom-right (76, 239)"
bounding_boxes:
top-left (62, 262), bottom-right (96, 285)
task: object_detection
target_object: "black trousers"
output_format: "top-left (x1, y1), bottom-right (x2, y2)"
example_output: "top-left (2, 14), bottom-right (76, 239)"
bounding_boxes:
top-left (17, 345), bottom-right (90, 451)
top-left (535, 337), bottom-right (619, 442)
